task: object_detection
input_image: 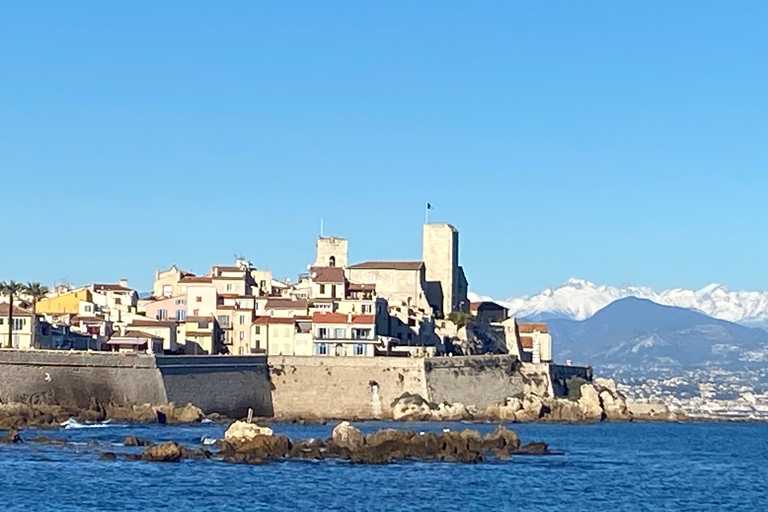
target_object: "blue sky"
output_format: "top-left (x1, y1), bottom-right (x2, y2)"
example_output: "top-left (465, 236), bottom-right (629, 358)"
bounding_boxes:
top-left (1, 2), bottom-right (766, 298)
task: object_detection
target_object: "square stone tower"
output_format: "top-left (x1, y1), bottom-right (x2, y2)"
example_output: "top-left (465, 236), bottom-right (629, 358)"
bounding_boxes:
top-left (315, 236), bottom-right (348, 268)
top-left (422, 223), bottom-right (467, 315)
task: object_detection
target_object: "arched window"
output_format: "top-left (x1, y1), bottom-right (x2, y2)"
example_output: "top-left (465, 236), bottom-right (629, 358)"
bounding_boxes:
top-left (328, 256), bottom-right (336, 267)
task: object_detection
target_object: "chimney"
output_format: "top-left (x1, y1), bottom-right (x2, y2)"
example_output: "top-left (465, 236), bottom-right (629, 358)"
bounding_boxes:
top-left (119, 324), bottom-right (126, 336)
top-left (347, 313), bottom-right (352, 323)
top-left (119, 278), bottom-right (128, 288)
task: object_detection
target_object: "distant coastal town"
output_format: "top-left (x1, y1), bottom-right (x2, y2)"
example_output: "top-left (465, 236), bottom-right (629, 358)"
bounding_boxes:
top-left (0, 222), bottom-right (552, 364)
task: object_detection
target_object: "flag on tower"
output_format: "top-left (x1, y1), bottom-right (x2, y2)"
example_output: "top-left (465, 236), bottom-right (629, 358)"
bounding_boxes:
top-left (427, 202), bottom-right (433, 210)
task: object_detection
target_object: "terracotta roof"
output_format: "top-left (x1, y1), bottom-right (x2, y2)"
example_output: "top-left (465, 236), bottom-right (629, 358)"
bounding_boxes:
top-left (348, 261), bottom-right (424, 271)
top-left (0, 304), bottom-right (32, 317)
top-left (517, 322), bottom-right (548, 334)
top-left (253, 316), bottom-right (295, 325)
top-left (519, 336), bottom-right (534, 350)
top-left (93, 284), bottom-right (132, 292)
top-left (180, 276), bottom-right (213, 284)
top-left (350, 314), bottom-right (375, 324)
top-left (347, 282), bottom-right (376, 292)
top-left (310, 266), bottom-right (345, 283)
top-left (218, 293), bottom-right (240, 298)
top-left (312, 313), bottom-right (348, 324)
top-left (213, 266), bottom-right (244, 272)
top-left (266, 298), bottom-right (308, 310)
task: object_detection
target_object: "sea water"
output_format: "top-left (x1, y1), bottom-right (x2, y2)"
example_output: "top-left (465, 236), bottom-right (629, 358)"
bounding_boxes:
top-left (0, 421), bottom-right (766, 511)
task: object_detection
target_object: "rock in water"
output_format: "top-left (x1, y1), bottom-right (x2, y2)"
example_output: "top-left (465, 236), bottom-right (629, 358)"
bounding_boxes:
top-left (577, 384), bottom-right (604, 421)
top-left (224, 421), bottom-right (274, 443)
top-left (0, 428), bottom-right (21, 444)
top-left (483, 426), bottom-right (520, 451)
top-left (332, 421), bottom-right (365, 451)
top-left (515, 442), bottom-right (551, 455)
top-left (173, 403), bottom-right (204, 423)
top-left (142, 441), bottom-right (184, 462)
top-left (123, 435), bottom-right (153, 447)
top-left (100, 452), bottom-right (117, 462)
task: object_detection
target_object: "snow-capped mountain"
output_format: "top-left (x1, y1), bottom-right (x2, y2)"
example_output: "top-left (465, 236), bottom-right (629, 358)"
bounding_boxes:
top-left (469, 278), bottom-right (768, 327)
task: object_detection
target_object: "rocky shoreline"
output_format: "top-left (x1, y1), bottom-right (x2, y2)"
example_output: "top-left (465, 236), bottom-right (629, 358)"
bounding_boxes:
top-left (1, 419), bottom-right (554, 465)
top-left (0, 377), bottom-right (712, 430)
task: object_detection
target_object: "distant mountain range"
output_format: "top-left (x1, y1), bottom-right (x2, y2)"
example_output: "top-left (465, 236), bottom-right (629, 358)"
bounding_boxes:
top-left (544, 297), bottom-right (768, 372)
top-left (469, 278), bottom-right (768, 328)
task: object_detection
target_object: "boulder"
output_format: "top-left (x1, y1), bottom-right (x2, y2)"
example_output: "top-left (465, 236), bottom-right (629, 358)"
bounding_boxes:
top-left (391, 394), bottom-right (432, 421)
top-left (515, 396), bottom-right (545, 422)
top-left (599, 390), bottom-right (629, 421)
top-left (515, 441), bottom-right (551, 455)
top-left (224, 421), bottom-right (274, 443)
top-left (432, 402), bottom-right (470, 421)
top-left (594, 377), bottom-right (617, 393)
top-left (99, 452), bottom-right (117, 462)
top-left (577, 384), bottom-right (603, 421)
top-left (142, 441), bottom-right (184, 462)
top-left (544, 399), bottom-right (583, 422)
top-left (123, 435), bottom-right (153, 447)
top-left (332, 421), bottom-right (365, 451)
top-left (234, 435), bottom-right (292, 459)
top-left (482, 426), bottom-right (520, 452)
top-left (172, 403), bottom-right (204, 423)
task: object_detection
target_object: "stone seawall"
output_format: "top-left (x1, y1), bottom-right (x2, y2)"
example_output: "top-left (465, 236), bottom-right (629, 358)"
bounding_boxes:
top-left (268, 356), bottom-right (427, 419)
top-left (0, 351), bottom-right (591, 421)
top-left (424, 356), bottom-right (524, 411)
top-left (0, 351), bottom-right (272, 418)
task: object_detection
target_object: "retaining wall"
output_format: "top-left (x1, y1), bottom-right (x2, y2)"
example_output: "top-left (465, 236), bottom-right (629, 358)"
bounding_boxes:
top-left (268, 356), bottom-right (427, 419)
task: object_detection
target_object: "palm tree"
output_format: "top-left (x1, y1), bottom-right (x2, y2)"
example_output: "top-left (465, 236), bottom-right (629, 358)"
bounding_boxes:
top-left (24, 282), bottom-right (49, 349)
top-left (0, 280), bottom-right (24, 348)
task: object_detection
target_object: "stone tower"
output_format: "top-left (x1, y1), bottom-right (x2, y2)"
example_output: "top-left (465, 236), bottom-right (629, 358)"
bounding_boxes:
top-left (315, 236), bottom-right (348, 268)
top-left (422, 223), bottom-right (467, 315)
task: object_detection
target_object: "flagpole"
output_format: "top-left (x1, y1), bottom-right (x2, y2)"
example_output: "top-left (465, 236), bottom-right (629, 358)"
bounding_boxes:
top-left (425, 203), bottom-right (429, 224)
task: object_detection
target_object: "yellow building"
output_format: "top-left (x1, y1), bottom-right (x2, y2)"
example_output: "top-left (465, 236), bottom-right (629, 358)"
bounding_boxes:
top-left (36, 288), bottom-right (92, 315)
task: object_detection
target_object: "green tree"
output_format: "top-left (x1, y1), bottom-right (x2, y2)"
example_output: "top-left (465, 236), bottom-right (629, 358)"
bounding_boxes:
top-left (24, 282), bottom-right (49, 348)
top-left (0, 280), bottom-right (24, 348)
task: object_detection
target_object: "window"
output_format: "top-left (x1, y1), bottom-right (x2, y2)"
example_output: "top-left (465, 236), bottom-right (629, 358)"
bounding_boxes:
top-left (157, 309), bottom-right (168, 321)
top-left (352, 328), bottom-right (371, 340)
top-left (226, 284), bottom-right (233, 291)
top-left (193, 309), bottom-right (199, 316)
top-left (239, 315), bottom-right (247, 325)
top-left (176, 310), bottom-right (186, 321)
top-left (260, 280), bottom-right (266, 288)
top-left (12, 318), bottom-right (25, 330)
top-left (283, 328), bottom-right (290, 337)
top-left (254, 326), bottom-right (261, 335)
top-left (239, 331), bottom-right (245, 341)
top-left (84, 305), bottom-right (92, 313)
top-left (362, 304), bottom-right (372, 314)
top-left (114, 298), bottom-right (122, 305)
top-left (354, 343), bottom-right (365, 356)
top-left (319, 284), bottom-right (326, 294)
top-left (198, 321), bottom-right (209, 329)
top-left (315, 343), bottom-right (328, 355)
top-left (333, 327), bottom-right (345, 339)
top-left (217, 316), bottom-right (230, 328)
top-left (196, 296), bottom-right (202, 303)
top-left (328, 256), bottom-right (336, 267)
top-left (163, 285), bottom-right (173, 296)
top-left (331, 285), bottom-right (337, 297)
top-left (317, 327), bottom-right (328, 339)
top-left (255, 303), bottom-right (260, 311)
top-left (283, 344), bottom-right (291, 354)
